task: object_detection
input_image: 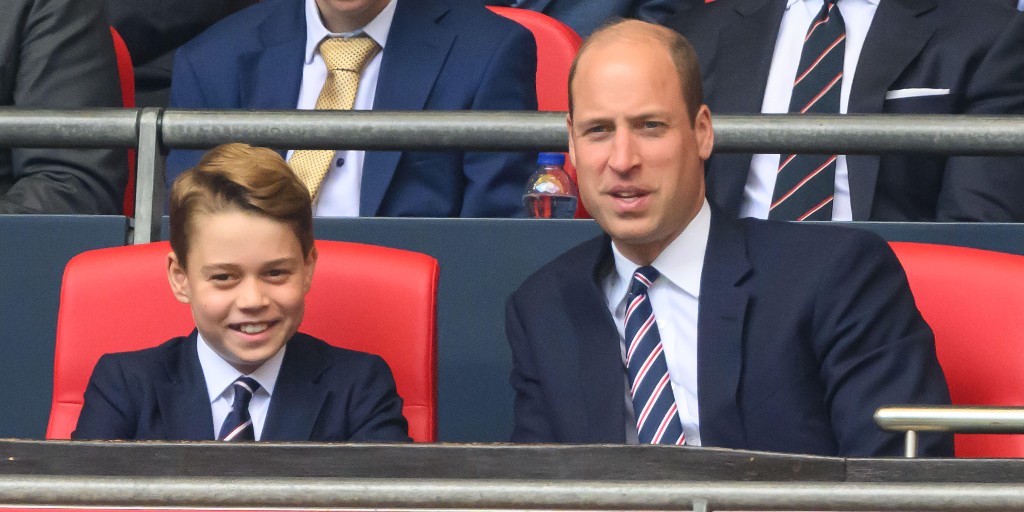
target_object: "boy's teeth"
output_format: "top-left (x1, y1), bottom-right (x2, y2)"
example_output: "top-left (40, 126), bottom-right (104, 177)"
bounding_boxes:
top-left (240, 323), bottom-right (267, 334)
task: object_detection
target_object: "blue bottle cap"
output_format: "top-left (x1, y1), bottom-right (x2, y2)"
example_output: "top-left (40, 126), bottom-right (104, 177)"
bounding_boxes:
top-left (537, 153), bottom-right (566, 166)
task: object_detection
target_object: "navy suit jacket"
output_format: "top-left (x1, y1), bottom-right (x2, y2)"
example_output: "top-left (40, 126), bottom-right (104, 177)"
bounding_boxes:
top-left (73, 332), bottom-right (410, 441)
top-left (167, 0), bottom-right (538, 217)
top-left (666, 0), bottom-right (1024, 222)
top-left (484, 0), bottom-right (696, 37)
top-left (506, 209), bottom-right (953, 456)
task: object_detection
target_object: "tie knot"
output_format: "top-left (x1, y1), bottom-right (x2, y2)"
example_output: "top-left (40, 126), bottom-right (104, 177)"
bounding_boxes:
top-left (319, 36), bottom-right (380, 72)
top-left (232, 376), bottom-right (260, 405)
top-left (629, 266), bottom-right (660, 295)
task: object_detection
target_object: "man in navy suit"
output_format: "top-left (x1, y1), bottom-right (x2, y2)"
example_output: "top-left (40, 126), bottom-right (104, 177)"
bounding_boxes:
top-left (664, 0), bottom-right (1024, 222)
top-left (166, 0), bottom-right (538, 218)
top-left (506, 20), bottom-right (952, 456)
top-left (74, 144), bottom-right (409, 441)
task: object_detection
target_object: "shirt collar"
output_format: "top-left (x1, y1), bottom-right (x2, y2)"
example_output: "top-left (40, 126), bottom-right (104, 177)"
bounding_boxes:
top-left (608, 199), bottom-right (711, 304)
top-left (303, 0), bottom-right (397, 65)
top-left (196, 331), bottom-right (287, 402)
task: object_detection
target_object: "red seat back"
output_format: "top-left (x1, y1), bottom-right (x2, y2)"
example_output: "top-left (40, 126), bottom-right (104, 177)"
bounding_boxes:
top-left (890, 241), bottom-right (1024, 457)
top-left (486, 6), bottom-right (591, 218)
top-left (109, 27), bottom-right (137, 217)
top-left (48, 241), bottom-right (438, 442)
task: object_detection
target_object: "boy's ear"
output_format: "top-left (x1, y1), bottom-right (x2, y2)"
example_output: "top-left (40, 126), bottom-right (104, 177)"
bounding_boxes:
top-left (166, 252), bottom-right (191, 304)
top-left (303, 246), bottom-right (318, 293)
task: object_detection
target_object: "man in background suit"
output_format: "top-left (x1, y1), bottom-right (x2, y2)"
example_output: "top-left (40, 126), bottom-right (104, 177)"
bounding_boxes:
top-left (167, 0), bottom-right (538, 218)
top-left (665, 0), bottom-right (1024, 222)
top-left (1, 0), bottom-right (127, 214)
top-left (506, 20), bottom-right (952, 456)
top-left (74, 144), bottom-right (409, 441)
top-left (105, 0), bottom-right (257, 106)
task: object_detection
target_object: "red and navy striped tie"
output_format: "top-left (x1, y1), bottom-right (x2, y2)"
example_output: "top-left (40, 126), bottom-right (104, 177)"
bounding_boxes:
top-left (218, 376), bottom-right (260, 441)
top-left (769, 1), bottom-right (846, 221)
top-left (625, 266), bottom-right (685, 445)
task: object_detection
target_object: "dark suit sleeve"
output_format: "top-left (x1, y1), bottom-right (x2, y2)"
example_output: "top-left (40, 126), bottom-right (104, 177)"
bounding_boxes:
top-left (164, 47), bottom-right (209, 188)
top-left (0, 0), bottom-right (127, 214)
top-left (346, 356), bottom-right (411, 442)
top-left (505, 293), bottom-right (558, 442)
top-left (72, 354), bottom-right (138, 440)
top-left (813, 233), bottom-right (953, 457)
top-left (937, 14), bottom-right (1024, 221)
top-left (459, 24), bottom-right (538, 218)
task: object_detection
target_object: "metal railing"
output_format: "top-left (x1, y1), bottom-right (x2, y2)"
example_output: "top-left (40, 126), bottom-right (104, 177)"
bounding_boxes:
top-left (3, 109), bottom-right (1024, 244)
top-left (875, 406), bottom-right (1024, 458)
top-left (0, 475), bottom-right (1023, 511)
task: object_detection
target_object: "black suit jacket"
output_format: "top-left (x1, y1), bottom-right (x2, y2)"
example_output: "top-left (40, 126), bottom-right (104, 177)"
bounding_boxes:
top-left (73, 332), bottom-right (410, 441)
top-left (666, 0), bottom-right (1024, 221)
top-left (0, 0), bottom-right (127, 214)
top-left (506, 209), bottom-right (953, 456)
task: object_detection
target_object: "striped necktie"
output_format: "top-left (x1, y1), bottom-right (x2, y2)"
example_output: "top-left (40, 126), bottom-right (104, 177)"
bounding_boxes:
top-left (769, 1), bottom-right (846, 221)
top-left (625, 266), bottom-right (685, 445)
top-left (289, 36), bottom-right (381, 202)
top-left (218, 376), bottom-right (261, 441)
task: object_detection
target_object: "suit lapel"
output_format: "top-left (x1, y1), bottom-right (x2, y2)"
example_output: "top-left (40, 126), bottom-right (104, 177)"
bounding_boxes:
top-left (696, 209), bottom-right (752, 448)
top-left (247, 0), bottom-right (306, 110)
top-left (361, 0), bottom-right (455, 216)
top-left (155, 333), bottom-right (216, 440)
top-left (846, 0), bottom-right (938, 219)
top-left (704, 0), bottom-right (787, 213)
top-left (572, 237), bottom-right (629, 442)
top-left (262, 334), bottom-right (330, 441)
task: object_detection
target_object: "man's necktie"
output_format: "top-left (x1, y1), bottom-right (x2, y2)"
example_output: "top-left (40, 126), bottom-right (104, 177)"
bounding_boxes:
top-left (625, 266), bottom-right (685, 445)
top-left (218, 376), bottom-right (261, 441)
top-left (769, 1), bottom-right (846, 221)
top-left (289, 36), bottom-right (381, 201)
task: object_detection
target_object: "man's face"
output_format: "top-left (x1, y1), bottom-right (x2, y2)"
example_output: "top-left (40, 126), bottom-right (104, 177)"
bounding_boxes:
top-left (167, 210), bottom-right (317, 374)
top-left (314, 0), bottom-right (390, 33)
top-left (568, 37), bottom-right (713, 265)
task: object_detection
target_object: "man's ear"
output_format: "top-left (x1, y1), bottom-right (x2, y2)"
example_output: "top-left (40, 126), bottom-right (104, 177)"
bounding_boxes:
top-left (166, 252), bottom-right (191, 304)
top-left (302, 246), bottom-right (318, 294)
top-left (566, 113), bottom-right (577, 168)
top-left (695, 104), bottom-right (714, 161)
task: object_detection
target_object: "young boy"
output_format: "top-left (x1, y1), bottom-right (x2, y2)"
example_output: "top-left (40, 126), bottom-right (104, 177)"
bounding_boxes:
top-left (73, 143), bottom-right (410, 441)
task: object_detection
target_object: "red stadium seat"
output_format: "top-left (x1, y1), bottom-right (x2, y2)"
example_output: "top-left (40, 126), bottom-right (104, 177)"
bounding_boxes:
top-left (890, 242), bottom-right (1024, 458)
top-left (109, 27), bottom-right (137, 217)
top-left (486, 6), bottom-right (591, 218)
top-left (47, 240), bottom-right (438, 442)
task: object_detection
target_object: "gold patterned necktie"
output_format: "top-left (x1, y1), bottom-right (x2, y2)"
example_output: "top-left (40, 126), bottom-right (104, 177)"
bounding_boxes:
top-left (289, 36), bottom-right (381, 201)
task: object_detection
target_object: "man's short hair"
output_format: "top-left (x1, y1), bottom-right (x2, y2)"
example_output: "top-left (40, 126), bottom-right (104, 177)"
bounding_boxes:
top-left (567, 19), bottom-right (704, 123)
top-left (169, 143), bottom-right (314, 268)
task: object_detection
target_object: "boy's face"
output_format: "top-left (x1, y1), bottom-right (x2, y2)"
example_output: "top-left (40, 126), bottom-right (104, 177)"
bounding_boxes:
top-left (167, 210), bottom-right (317, 375)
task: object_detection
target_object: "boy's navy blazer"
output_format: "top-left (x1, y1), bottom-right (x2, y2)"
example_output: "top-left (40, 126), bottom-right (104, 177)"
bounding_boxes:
top-left (166, 0), bottom-right (538, 218)
top-left (73, 332), bottom-right (410, 441)
top-left (506, 208), bottom-right (954, 456)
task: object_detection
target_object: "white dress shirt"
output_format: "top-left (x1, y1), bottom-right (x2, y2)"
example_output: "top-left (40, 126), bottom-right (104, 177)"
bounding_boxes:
top-left (742, 0), bottom-right (879, 221)
top-left (196, 332), bottom-right (286, 440)
top-left (287, 0), bottom-right (397, 217)
top-left (603, 199), bottom-right (711, 445)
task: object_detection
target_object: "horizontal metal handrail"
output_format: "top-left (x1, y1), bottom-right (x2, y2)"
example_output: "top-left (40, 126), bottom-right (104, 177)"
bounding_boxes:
top-left (0, 109), bottom-right (139, 148)
top-left (0, 475), bottom-right (1023, 511)
top-left (875, 406), bottom-right (1024, 434)
top-left (875, 405), bottom-right (1024, 458)
top-left (3, 109), bottom-right (1024, 154)
top-left (146, 110), bottom-right (1024, 155)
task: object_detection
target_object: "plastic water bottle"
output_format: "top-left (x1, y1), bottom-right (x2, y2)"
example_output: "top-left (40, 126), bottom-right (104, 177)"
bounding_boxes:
top-left (523, 153), bottom-right (578, 219)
